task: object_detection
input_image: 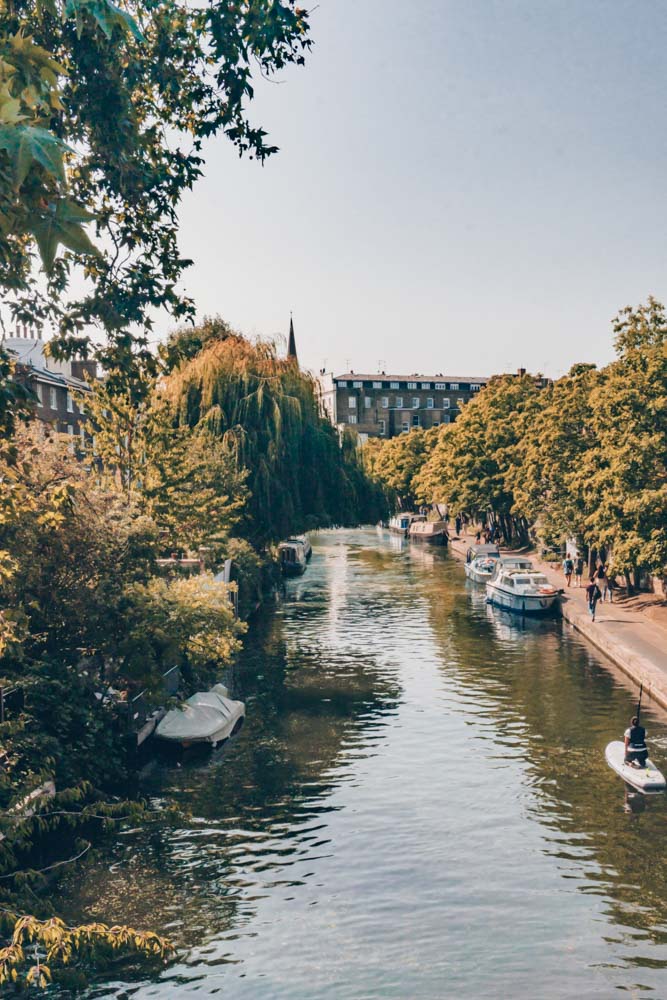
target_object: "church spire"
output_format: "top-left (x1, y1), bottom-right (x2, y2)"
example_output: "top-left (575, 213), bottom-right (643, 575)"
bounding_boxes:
top-left (287, 313), bottom-right (298, 365)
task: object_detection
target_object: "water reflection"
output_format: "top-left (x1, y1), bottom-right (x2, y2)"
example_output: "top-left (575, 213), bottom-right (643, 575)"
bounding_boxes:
top-left (55, 530), bottom-right (667, 999)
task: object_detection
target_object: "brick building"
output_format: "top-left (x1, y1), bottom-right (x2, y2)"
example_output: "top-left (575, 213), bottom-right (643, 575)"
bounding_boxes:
top-left (317, 371), bottom-right (490, 440)
top-left (3, 327), bottom-right (96, 450)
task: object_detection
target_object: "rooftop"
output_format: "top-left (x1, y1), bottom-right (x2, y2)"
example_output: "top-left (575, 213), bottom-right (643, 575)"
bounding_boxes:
top-left (332, 373), bottom-right (489, 383)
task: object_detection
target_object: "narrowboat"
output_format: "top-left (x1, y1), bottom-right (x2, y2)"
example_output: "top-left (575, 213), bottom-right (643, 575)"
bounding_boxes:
top-left (388, 513), bottom-right (425, 537)
top-left (408, 520), bottom-right (449, 545)
top-left (279, 540), bottom-right (307, 576)
top-left (287, 534), bottom-right (312, 560)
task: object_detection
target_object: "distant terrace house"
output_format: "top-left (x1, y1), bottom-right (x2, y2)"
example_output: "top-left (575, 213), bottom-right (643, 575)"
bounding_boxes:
top-left (317, 371), bottom-right (490, 441)
top-left (3, 326), bottom-right (97, 451)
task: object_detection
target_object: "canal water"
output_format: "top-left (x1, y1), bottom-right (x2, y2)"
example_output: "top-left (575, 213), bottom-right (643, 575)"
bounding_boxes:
top-left (57, 529), bottom-right (667, 999)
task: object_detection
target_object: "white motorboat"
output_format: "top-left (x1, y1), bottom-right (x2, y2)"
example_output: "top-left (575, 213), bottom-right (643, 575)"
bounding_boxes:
top-left (287, 534), bottom-right (312, 560)
top-left (486, 567), bottom-right (560, 615)
top-left (279, 539), bottom-right (307, 576)
top-left (388, 513), bottom-right (425, 537)
top-left (155, 684), bottom-right (245, 748)
top-left (465, 543), bottom-right (500, 564)
top-left (605, 741), bottom-right (666, 793)
top-left (464, 556), bottom-right (498, 583)
top-left (408, 520), bottom-right (449, 545)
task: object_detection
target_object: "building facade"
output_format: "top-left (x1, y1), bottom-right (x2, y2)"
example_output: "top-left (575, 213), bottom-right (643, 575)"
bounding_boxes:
top-left (3, 327), bottom-right (96, 450)
top-left (317, 371), bottom-right (489, 440)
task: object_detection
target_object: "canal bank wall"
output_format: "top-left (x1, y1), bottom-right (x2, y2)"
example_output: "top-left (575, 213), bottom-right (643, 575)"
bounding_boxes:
top-left (448, 534), bottom-right (667, 712)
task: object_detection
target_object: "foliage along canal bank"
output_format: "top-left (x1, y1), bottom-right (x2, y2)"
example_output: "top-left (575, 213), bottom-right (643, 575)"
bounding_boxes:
top-left (365, 298), bottom-right (667, 595)
top-left (0, 319), bottom-right (388, 989)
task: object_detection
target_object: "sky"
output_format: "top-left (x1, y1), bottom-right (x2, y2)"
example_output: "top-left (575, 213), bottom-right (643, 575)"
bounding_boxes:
top-left (174, 0), bottom-right (667, 379)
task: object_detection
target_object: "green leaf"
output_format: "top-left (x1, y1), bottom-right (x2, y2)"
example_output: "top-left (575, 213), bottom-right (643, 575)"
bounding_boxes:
top-left (0, 123), bottom-right (70, 187)
top-left (27, 199), bottom-right (100, 271)
top-left (64, 0), bottom-right (144, 42)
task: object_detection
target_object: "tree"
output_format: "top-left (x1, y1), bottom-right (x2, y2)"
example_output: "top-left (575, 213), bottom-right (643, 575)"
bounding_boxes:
top-left (0, 1), bottom-right (311, 362)
top-left (160, 322), bottom-right (387, 543)
top-left (579, 301), bottom-right (667, 585)
top-left (364, 427), bottom-right (437, 510)
top-left (413, 374), bottom-right (543, 542)
top-left (508, 365), bottom-right (600, 548)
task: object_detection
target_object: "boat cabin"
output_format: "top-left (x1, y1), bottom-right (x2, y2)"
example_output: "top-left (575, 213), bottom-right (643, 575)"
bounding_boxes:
top-left (466, 543), bottom-right (500, 563)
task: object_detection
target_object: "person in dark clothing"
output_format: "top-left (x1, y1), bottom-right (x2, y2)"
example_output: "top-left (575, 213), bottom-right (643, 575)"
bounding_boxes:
top-left (455, 515), bottom-right (462, 536)
top-left (586, 577), bottom-right (602, 621)
top-left (624, 716), bottom-right (648, 768)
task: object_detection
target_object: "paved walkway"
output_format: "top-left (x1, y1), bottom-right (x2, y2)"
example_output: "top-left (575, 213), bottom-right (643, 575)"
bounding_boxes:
top-left (449, 531), bottom-right (667, 712)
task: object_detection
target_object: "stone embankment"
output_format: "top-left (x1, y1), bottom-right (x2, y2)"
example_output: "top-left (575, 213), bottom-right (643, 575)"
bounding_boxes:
top-left (449, 532), bottom-right (667, 712)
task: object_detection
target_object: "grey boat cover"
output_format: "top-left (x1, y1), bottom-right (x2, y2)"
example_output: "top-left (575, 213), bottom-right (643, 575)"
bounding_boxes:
top-left (156, 684), bottom-right (244, 742)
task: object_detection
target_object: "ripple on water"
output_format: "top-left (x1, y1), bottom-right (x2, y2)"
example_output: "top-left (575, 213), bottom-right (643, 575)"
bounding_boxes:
top-left (53, 530), bottom-right (667, 1000)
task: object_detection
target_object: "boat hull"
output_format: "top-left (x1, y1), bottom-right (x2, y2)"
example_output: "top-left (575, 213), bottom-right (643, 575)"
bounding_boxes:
top-left (409, 533), bottom-right (447, 545)
top-left (605, 740), bottom-right (666, 793)
top-left (464, 565), bottom-right (494, 583)
top-left (282, 562), bottom-right (306, 576)
top-left (485, 584), bottom-right (559, 616)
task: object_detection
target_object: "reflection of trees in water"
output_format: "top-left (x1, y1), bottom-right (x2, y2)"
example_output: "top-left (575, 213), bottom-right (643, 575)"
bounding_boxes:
top-left (56, 575), bottom-right (401, 959)
top-left (419, 561), bottom-right (667, 962)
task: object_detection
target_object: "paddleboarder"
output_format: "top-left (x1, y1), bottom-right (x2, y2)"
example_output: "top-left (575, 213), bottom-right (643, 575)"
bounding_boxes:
top-left (624, 715), bottom-right (648, 768)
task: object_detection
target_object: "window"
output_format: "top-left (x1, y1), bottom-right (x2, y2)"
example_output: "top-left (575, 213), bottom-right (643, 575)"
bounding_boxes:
top-left (457, 398), bottom-right (465, 407)
top-left (412, 397), bottom-right (420, 408)
top-left (35, 384), bottom-right (43, 407)
top-left (396, 396), bottom-right (403, 408)
top-left (435, 382), bottom-right (446, 390)
top-left (379, 418), bottom-right (386, 435)
top-left (348, 414), bottom-right (357, 424)
top-left (442, 398), bottom-right (450, 408)
top-left (401, 420), bottom-right (409, 433)
top-left (348, 396), bottom-right (357, 408)
top-left (420, 383), bottom-right (431, 390)
top-left (66, 424), bottom-right (75, 454)
top-left (364, 396), bottom-right (372, 408)
top-left (373, 381), bottom-right (382, 389)
top-left (442, 413), bottom-right (450, 424)
top-left (353, 380), bottom-right (363, 388)
top-left (449, 383), bottom-right (459, 391)
top-left (412, 413), bottom-right (420, 427)
top-left (66, 391), bottom-right (74, 413)
top-left (80, 426), bottom-right (86, 445)
top-left (471, 383), bottom-right (481, 391)
top-left (407, 381), bottom-right (417, 389)
top-left (79, 399), bottom-right (85, 414)
top-left (390, 381), bottom-right (399, 389)
top-left (381, 396), bottom-right (389, 409)
top-left (338, 380), bottom-right (347, 388)
top-left (427, 397), bottom-right (434, 408)
top-left (49, 387), bottom-right (57, 409)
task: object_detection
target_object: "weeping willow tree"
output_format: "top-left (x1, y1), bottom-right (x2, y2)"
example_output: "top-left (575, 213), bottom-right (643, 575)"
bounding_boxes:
top-left (160, 322), bottom-right (387, 544)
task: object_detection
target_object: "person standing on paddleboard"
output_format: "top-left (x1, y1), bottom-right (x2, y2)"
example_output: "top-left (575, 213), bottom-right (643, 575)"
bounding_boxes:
top-left (624, 716), bottom-right (648, 768)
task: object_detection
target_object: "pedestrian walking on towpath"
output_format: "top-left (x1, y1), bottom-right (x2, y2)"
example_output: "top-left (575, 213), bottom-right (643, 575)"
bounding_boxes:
top-left (455, 514), bottom-right (462, 536)
top-left (596, 562), bottom-right (612, 602)
top-left (563, 555), bottom-right (574, 587)
top-left (574, 555), bottom-right (585, 587)
top-left (586, 576), bottom-right (602, 621)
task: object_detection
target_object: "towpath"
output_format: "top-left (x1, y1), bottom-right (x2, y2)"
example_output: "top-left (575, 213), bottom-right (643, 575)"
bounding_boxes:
top-left (449, 530), bottom-right (667, 710)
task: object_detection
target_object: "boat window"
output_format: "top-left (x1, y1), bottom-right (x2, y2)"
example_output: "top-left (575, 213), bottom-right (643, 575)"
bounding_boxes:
top-left (513, 576), bottom-right (532, 585)
top-left (533, 575), bottom-right (549, 584)
top-left (502, 576), bottom-right (514, 587)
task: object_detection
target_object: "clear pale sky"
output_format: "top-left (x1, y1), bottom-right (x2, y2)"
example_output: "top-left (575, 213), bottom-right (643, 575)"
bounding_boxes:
top-left (175, 0), bottom-right (667, 378)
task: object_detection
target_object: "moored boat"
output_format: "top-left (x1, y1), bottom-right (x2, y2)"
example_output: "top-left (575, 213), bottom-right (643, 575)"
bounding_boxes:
top-left (465, 543), bottom-right (500, 563)
top-left (388, 513), bottom-right (425, 537)
top-left (486, 567), bottom-right (560, 615)
top-left (155, 684), bottom-right (245, 749)
top-left (279, 539), bottom-right (307, 575)
top-left (605, 741), bottom-right (666, 793)
top-left (408, 520), bottom-right (449, 545)
top-left (287, 534), bottom-right (312, 560)
top-left (464, 556), bottom-right (498, 583)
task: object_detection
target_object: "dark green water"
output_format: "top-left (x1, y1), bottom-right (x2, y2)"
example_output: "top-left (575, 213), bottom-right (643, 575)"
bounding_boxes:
top-left (57, 529), bottom-right (667, 998)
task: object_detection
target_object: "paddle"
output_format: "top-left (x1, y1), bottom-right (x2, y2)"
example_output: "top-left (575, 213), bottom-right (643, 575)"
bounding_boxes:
top-left (636, 683), bottom-right (643, 726)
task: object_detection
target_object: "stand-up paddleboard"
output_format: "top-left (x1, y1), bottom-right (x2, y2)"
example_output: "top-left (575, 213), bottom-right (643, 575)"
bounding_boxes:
top-left (605, 741), bottom-right (666, 793)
